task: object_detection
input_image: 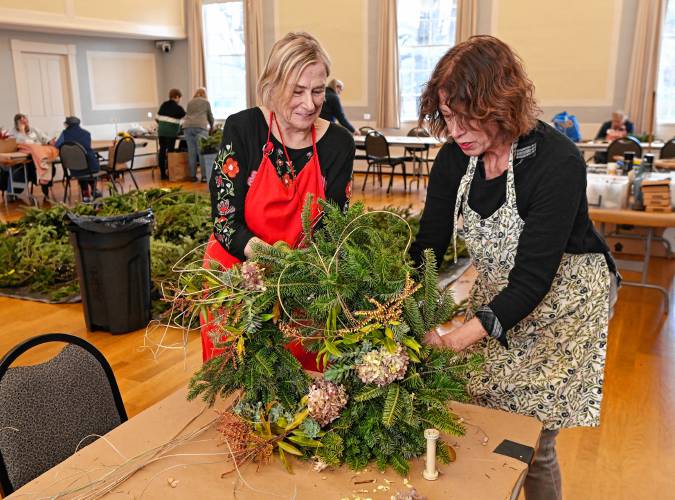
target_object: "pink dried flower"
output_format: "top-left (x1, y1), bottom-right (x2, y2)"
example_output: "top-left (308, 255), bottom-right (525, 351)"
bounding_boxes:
top-left (307, 379), bottom-right (348, 427)
top-left (240, 261), bottom-right (265, 291)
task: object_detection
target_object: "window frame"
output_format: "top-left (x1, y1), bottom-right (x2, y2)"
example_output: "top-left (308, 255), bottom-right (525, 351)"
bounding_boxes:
top-left (396, 0), bottom-right (458, 123)
top-left (202, 0), bottom-right (247, 120)
top-left (657, 0), bottom-right (675, 125)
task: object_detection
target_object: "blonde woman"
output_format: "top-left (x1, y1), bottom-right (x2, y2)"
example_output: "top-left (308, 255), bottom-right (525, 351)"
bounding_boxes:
top-left (202, 32), bottom-right (355, 368)
top-left (183, 87), bottom-right (214, 181)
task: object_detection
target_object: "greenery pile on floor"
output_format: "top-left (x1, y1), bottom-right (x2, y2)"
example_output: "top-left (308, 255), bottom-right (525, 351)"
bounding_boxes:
top-left (172, 200), bottom-right (480, 475)
top-left (0, 188), bottom-right (211, 311)
top-left (0, 194), bottom-right (467, 314)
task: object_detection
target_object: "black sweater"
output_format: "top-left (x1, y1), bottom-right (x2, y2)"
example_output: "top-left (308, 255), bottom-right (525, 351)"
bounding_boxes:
top-left (410, 121), bottom-right (613, 333)
top-left (320, 88), bottom-right (355, 133)
top-left (210, 107), bottom-right (355, 260)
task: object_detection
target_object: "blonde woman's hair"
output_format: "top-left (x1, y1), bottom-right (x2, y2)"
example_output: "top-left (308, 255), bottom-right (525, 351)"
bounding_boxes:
top-left (193, 87), bottom-right (207, 98)
top-left (257, 32), bottom-right (331, 108)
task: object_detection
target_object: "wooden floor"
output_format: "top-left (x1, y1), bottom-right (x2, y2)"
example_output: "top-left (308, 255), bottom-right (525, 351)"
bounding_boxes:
top-left (1, 168), bottom-right (674, 499)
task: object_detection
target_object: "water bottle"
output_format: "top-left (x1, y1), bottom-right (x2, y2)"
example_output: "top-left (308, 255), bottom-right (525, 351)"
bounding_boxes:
top-left (623, 151), bottom-right (635, 175)
top-left (631, 156), bottom-right (648, 210)
top-left (642, 154), bottom-right (654, 172)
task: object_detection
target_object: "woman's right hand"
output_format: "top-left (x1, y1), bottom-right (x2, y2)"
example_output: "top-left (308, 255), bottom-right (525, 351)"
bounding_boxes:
top-left (244, 237), bottom-right (269, 259)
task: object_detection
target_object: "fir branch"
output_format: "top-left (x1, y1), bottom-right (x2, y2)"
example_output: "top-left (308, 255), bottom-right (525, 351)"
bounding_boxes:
top-left (354, 385), bottom-right (387, 402)
top-left (382, 384), bottom-right (405, 428)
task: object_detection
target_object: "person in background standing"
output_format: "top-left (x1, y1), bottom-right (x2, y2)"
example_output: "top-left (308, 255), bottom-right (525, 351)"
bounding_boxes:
top-left (156, 88), bottom-right (186, 180)
top-left (54, 116), bottom-right (100, 202)
top-left (183, 88), bottom-right (214, 182)
top-left (320, 78), bottom-right (359, 135)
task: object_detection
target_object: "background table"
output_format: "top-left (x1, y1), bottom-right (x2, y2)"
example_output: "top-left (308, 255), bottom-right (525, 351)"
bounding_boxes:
top-left (576, 141), bottom-right (665, 162)
top-left (12, 388), bottom-right (542, 499)
top-left (590, 207), bottom-right (675, 312)
top-left (0, 154), bottom-right (38, 207)
top-left (353, 135), bottom-right (442, 148)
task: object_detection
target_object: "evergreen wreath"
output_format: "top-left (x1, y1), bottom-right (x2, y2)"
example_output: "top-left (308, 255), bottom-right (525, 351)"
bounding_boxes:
top-left (168, 197), bottom-right (481, 475)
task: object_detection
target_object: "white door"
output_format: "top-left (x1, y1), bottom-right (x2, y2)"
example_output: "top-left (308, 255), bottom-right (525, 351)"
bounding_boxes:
top-left (19, 53), bottom-right (72, 138)
top-left (11, 40), bottom-right (81, 140)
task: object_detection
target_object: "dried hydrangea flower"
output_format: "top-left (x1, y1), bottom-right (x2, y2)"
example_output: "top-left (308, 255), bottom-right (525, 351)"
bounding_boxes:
top-left (355, 344), bottom-right (409, 386)
top-left (307, 379), bottom-right (348, 426)
top-left (240, 261), bottom-right (265, 291)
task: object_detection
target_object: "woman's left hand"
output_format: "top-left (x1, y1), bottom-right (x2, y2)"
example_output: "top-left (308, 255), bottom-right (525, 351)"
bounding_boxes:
top-left (423, 317), bottom-right (488, 352)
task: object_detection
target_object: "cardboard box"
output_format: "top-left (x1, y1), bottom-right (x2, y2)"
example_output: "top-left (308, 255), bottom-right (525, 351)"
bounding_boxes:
top-left (168, 152), bottom-right (190, 181)
top-left (645, 205), bottom-right (672, 213)
top-left (0, 139), bottom-right (17, 153)
top-left (642, 193), bottom-right (671, 206)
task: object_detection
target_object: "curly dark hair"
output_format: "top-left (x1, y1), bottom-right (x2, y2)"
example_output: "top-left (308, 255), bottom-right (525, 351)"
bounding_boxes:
top-left (419, 35), bottom-right (540, 142)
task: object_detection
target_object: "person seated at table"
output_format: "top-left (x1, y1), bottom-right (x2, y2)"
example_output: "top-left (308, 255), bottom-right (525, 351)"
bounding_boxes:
top-left (11, 113), bottom-right (51, 145)
top-left (55, 116), bottom-right (101, 202)
top-left (595, 110), bottom-right (634, 141)
top-left (156, 88), bottom-right (186, 180)
top-left (202, 31), bottom-right (355, 368)
top-left (10, 113), bottom-right (57, 199)
top-left (320, 78), bottom-right (359, 135)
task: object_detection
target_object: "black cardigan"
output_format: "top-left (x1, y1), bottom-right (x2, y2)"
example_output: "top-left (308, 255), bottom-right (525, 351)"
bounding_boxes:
top-left (410, 121), bottom-right (614, 335)
top-left (320, 88), bottom-right (356, 133)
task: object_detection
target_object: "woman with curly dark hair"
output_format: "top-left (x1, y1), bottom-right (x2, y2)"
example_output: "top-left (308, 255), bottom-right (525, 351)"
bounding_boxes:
top-left (410, 36), bottom-right (618, 500)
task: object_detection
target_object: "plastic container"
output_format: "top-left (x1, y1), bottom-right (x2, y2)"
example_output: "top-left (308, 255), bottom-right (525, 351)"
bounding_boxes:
top-left (67, 209), bottom-right (154, 334)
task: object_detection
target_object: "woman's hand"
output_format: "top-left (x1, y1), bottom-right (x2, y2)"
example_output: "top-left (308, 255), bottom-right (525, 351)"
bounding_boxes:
top-left (244, 237), bottom-right (269, 259)
top-left (423, 317), bottom-right (488, 352)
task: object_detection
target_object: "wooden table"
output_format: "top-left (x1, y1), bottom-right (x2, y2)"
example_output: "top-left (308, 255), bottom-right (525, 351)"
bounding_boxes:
top-left (0, 153), bottom-right (38, 207)
top-left (353, 135), bottom-right (443, 148)
top-left (10, 388), bottom-right (541, 499)
top-left (577, 141), bottom-right (665, 152)
top-left (590, 207), bottom-right (675, 312)
top-left (576, 141), bottom-right (665, 162)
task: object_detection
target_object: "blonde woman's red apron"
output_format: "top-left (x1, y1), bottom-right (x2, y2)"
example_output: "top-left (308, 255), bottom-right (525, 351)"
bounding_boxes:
top-left (201, 112), bottom-right (325, 371)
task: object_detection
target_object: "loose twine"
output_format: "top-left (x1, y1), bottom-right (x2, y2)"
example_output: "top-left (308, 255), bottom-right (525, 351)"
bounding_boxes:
top-left (11, 401), bottom-right (296, 499)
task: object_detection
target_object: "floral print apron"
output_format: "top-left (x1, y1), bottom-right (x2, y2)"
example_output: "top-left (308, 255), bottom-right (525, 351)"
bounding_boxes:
top-left (453, 143), bottom-right (610, 430)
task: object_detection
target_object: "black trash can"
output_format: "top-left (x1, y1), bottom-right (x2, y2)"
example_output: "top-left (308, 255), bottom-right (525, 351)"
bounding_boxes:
top-left (67, 209), bottom-right (154, 334)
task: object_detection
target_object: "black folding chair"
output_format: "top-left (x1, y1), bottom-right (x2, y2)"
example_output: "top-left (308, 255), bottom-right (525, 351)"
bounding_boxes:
top-left (102, 136), bottom-right (137, 192)
top-left (660, 137), bottom-right (675, 160)
top-left (59, 142), bottom-right (105, 202)
top-left (362, 131), bottom-right (413, 193)
top-left (404, 127), bottom-right (432, 190)
top-left (0, 333), bottom-right (127, 496)
top-left (355, 126), bottom-right (375, 162)
top-left (605, 136), bottom-right (642, 163)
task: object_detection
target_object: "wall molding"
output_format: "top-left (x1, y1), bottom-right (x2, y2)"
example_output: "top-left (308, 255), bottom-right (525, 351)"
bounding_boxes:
top-left (0, 6), bottom-right (186, 40)
top-left (491, 0), bottom-right (624, 108)
top-left (86, 51), bottom-right (158, 111)
top-left (272, 0), bottom-right (369, 107)
top-left (10, 39), bottom-right (83, 120)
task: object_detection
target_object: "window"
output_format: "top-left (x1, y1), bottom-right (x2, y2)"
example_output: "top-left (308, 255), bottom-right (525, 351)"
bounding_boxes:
top-left (397, 0), bottom-right (457, 122)
top-left (202, 1), bottom-right (246, 120)
top-left (657, 0), bottom-right (675, 124)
